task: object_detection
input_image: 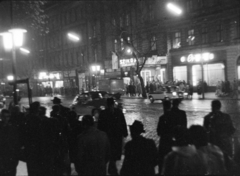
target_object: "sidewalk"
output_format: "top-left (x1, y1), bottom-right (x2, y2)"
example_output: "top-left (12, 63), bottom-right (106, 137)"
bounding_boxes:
top-left (122, 92), bottom-right (240, 100)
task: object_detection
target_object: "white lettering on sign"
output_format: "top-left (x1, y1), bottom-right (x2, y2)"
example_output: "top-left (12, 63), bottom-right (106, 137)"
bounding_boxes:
top-left (120, 58), bottom-right (136, 67)
top-left (180, 53), bottom-right (214, 63)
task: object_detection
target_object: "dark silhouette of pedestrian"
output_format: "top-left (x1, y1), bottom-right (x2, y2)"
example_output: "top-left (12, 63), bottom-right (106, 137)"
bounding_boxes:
top-left (120, 120), bottom-right (157, 176)
top-left (98, 98), bottom-right (128, 175)
top-left (51, 97), bottom-right (70, 118)
top-left (162, 126), bottom-right (208, 175)
top-left (156, 100), bottom-right (172, 174)
top-left (0, 109), bottom-right (20, 176)
top-left (189, 125), bottom-right (227, 175)
top-left (203, 100), bottom-right (235, 157)
top-left (23, 102), bottom-right (44, 176)
top-left (76, 115), bottom-right (110, 176)
top-left (50, 105), bottom-right (71, 176)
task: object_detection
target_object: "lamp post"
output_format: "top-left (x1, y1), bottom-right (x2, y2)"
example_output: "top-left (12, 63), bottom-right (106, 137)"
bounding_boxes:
top-left (0, 28), bottom-right (27, 105)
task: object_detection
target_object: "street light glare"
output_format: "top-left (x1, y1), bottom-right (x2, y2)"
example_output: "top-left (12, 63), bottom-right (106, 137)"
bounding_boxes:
top-left (167, 3), bottom-right (182, 15)
top-left (68, 33), bottom-right (80, 41)
top-left (20, 47), bottom-right (30, 54)
top-left (7, 75), bottom-right (14, 81)
top-left (0, 32), bottom-right (13, 50)
top-left (9, 28), bottom-right (27, 47)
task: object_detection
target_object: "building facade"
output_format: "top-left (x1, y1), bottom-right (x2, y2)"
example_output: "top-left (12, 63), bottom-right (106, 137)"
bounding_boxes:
top-left (165, 0), bottom-right (240, 90)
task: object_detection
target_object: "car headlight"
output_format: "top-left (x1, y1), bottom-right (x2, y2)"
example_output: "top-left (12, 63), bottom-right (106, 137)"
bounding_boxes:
top-left (184, 93), bottom-right (188, 96)
top-left (122, 109), bottom-right (126, 114)
top-left (3, 98), bottom-right (6, 101)
top-left (172, 92), bottom-right (177, 96)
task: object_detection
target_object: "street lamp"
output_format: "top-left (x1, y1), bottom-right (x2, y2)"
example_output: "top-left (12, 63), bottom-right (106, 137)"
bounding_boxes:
top-left (67, 33), bottom-right (80, 41)
top-left (7, 75), bottom-right (14, 81)
top-left (0, 28), bottom-right (27, 105)
top-left (166, 3), bottom-right (183, 15)
top-left (20, 47), bottom-right (30, 54)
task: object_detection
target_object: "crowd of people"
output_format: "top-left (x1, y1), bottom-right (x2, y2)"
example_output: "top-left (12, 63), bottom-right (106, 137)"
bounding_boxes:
top-left (216, 79), bottom-right (240, 98)
top-left (0, 95), bottom-right (239, 175)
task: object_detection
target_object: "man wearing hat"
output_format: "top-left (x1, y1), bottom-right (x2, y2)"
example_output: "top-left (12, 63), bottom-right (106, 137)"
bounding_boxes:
top-left (98, 98), bottom-right (128, 175)
top-left (120, 120), bottom-right (157, 176)
top-left (51, 97), bottom-right (70, 118)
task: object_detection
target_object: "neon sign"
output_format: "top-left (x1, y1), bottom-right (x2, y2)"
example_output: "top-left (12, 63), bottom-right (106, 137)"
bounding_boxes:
top-left (180, 53), bottom-right (214, 63)
top-left (120, 58), bottom-right (136, 67)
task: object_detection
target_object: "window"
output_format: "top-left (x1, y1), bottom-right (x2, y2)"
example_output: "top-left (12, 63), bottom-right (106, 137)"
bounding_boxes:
top-left (114, 39), bottom-right (118, 51)
top-left (187, 29), bottom-right (195, 45)
top-left (71, 9), bottom-right (76, 22)
top-left (94, 49), bottom-right (97, 62)
top-left (81, 51), bottom-right (85, 64)
top-left (121, 38), bottom-right (124, 49)
top-left (93, 25), bottom-right (96, 38)
top-left (150, 36), bottom-right (157, 50)
top-left (149, 4), bottom-right (154, 20)
top-left (202, 27), bottom-right (208, 44)
top-left (112, 18), bottom-right (116, 26)
top-left (126, 14), bottom-right (130, 26)
top-left (216, 24), bottom-right (223, 42)
top-left (173, 32), bottom-right (181, 48)
top-left (71, 52), bottom-right (74, 65)
top-left (186, 0), bottom-right (193, 11)
top-left (120, 17), bottom-right (123, 27)
top-left (233, 20), bottom-right (240, 39)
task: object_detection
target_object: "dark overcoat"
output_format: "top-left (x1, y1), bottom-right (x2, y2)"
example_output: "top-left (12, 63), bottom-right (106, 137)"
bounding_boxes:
top-left (98, 107), bottom-right (128, 160)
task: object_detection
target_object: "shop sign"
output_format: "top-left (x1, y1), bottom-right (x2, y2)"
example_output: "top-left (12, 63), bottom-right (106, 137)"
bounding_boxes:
top-left (180, 53), bottom-right (214, 63)
top-left (145, 56), bottom-right (167, 65)
top-left (120, 58), bottom-right (136, 67)
top-left (38, 72), bottom-right (61, 80)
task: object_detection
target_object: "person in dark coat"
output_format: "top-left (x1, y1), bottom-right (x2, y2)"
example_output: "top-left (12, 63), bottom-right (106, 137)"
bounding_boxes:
top-left (203, 100), bottom-right (235, 157)
top-left (157, 100), bottom-right (173, 174)
top-left (120, 120), bottom-right (157, 176)
top-left (77, 115), bottom-right (110, 176)
top-left (98, 98), bottom-right (128, 175)
top-left (52, 97), bottom-right (70, 118)
top-left (23, 102), bottom-right (44, 176)
top-left (0, 109), bottom-right (20, 176)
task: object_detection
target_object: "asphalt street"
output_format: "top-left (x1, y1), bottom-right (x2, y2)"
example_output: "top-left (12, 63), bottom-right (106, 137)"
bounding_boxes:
top-left (15, 96), bottom-right (240, 175)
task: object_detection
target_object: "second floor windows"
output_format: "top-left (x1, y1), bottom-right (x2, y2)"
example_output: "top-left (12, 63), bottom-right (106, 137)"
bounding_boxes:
top-left (173, 32), bottom-right (181, 48)
top-left (202, 27), bottom-right (208, 44)
top-left (216, 24), bottom-right (223, 42)
top-left (187, 29), bottom-right (195, 45)
top-left (150, 36), bottom-right (157, 50)
top-left (120, 17), bottom-right (123, 27)
top-left (126, 14), bottom-right (130, 26)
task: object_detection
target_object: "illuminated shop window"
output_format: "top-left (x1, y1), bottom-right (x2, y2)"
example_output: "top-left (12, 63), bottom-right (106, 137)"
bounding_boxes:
top-left (173, 66), bottom-right (187, 82)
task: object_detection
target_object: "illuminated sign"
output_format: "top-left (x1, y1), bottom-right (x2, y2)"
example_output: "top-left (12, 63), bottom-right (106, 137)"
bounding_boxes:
top-left (39, 72), bottom-right (61, 80)
top-left (120, 58), bottom-right (136, 67)
top-left (180, 53), bottom-right (214, 63)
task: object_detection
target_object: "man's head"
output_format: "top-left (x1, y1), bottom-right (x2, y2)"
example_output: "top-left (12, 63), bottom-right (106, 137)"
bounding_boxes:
top-left (163, 100), bottom-right (171, 113)
top-left (29, 101), bottom-right (40, 114)
top-left (107, 98), bottom-right (115, 108)
top-left (82, 115), bottom-right (94, 129)
top-left (189, 125), bottom-right (208, 148)
top-left (130, 120), bottom-right (145, 138)
top-left (172, 99), bottom-right (181, 108)
top-left (1, 109), bottom-right (11, 124)
top-left (39, 106), bottom-right (47, 116)
top-left (211, 100), bottom-right (221, 112)
top-left (52, 97), bottom-right (62, 105)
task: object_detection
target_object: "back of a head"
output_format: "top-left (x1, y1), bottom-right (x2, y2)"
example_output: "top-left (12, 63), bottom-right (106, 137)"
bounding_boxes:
top-left (163, 100), bottom-right (171, 111)
top-left (39, 106), bottom-right (47, 116)
top-left (173, 126), bottom-right (189, 146)
top-left (29, 101), bottom-right (40, 113)
top-left (172, 99), bottom-right (181, 108)
top-left (82, 115), bottom-right (94, 127)
top-left (107, 98), bottom-right (115, 107)
top-left (52, 104), bottom-right (61, 112)
top-left (189, 125), bottom-right (208, 148)
top-left (211, 100), bottom-right (221, 111)
top-left (130, 120), bottom-right (145, 137)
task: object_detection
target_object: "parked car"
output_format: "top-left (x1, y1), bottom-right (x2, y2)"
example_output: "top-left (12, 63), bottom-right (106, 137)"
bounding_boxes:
top-left (148, 86), bottom-right (184, 103)
top-left (70, 91), bottom-right (124, 115)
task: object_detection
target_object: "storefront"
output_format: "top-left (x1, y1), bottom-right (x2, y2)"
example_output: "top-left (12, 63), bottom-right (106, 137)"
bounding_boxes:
top-left (171, 50), bottom-right (226, 89)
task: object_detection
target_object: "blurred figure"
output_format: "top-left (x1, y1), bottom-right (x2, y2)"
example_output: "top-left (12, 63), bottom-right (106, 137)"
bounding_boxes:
top-left (98, 98), bottom-right (128, 175)
top-left (120, 120), bottom-right (157, 176)
top-left (157, 100), bottom-right (172, 174)
top-left (162, 126), bottom-right (207, 175)
top-left (92, 108), bottom-right (100, 127)
top-left (203, 100), bottom-right (235, 157)
top-left (0, 109), bottom-right (20, 176)
top-left (189, 125), bottom-right (227, 175)
top-left (77, 115), bottom-right (110, 175)
top-left (51, 97), bottom-right (70, 118)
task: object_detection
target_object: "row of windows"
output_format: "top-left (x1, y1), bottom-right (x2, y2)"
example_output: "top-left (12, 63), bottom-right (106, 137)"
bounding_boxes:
top-left (49, 7), bottom-right (85, 30)
top-left (47, 50), bottom-right (85, 68)
top-left (171, 24), bottom-right (226, 49)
